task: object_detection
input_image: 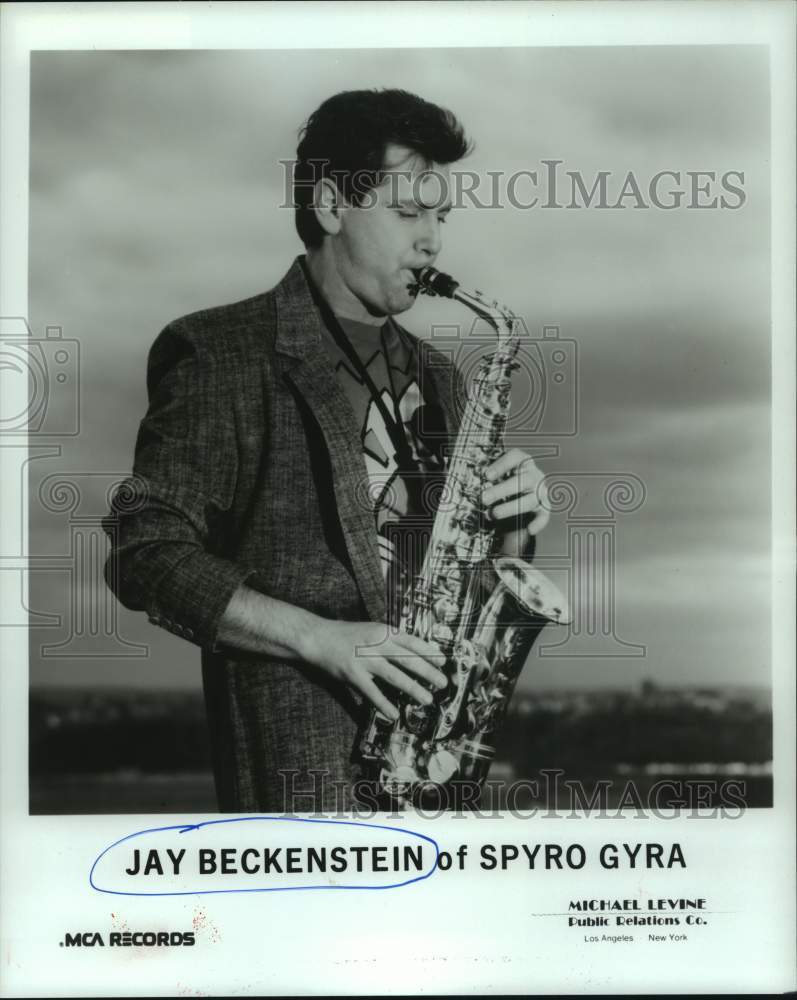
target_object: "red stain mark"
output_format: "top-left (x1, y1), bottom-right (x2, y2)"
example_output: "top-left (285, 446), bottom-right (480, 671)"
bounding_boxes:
top-left (109, 912), bottom-right (129, 932)
top-left (192, 907), bottom-right (221, 944)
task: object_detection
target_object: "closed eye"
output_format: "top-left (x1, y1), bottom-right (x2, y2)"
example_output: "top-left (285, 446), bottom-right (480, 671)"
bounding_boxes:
top-left (395, 208), bottom-right (451, 225)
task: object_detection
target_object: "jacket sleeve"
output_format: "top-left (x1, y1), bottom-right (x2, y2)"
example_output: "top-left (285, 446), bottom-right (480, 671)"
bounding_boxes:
top-left (102, 319), bottom-right (256, 651)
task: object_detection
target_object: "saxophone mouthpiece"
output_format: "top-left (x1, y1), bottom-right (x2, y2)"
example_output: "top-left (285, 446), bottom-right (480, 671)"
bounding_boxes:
top-left (411, 266), bottom-right (460, 299)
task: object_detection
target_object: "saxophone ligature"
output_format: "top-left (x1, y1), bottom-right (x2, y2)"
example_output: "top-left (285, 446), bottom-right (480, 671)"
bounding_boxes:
top-left (358, 266), bottom-right (571, 806)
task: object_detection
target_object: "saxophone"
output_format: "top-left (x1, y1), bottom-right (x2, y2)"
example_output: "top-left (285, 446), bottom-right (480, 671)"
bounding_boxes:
top-left (358, 266), bottom-right (570, 805)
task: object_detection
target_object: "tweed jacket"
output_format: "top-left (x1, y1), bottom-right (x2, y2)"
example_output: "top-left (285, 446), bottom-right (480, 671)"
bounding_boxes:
top-left (104, 256), bottom-right (464, 812)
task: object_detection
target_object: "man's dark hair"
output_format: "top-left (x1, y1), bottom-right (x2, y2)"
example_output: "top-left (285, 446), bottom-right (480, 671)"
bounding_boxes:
top-left (294, 88), bottom-right (472, 249)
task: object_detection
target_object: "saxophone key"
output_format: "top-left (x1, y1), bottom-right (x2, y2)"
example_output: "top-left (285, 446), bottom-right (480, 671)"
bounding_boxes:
top-left (430, 621), bottom-right (455, 646)
top-left (403, 702), bottom-right (433, 734)
top-left (426, 748), bottom-right (459, 785)
top-left (457, 509), bottom-right (480, 535)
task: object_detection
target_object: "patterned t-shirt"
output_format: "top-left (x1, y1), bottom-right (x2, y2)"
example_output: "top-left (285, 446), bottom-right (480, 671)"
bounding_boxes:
top-left (319, 314), bottom-right (449, 624)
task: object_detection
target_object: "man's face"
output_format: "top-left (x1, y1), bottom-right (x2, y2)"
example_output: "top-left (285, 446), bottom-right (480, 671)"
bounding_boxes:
top-left (332, 144), bottom-right (453, 317)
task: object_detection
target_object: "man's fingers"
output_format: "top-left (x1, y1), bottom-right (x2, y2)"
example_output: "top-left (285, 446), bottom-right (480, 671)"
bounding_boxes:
top-left (358, 675), bottom-right (399, 721)
top-left (485, 465), bottom-right (549, 524)
top-left (374, 659), bottom-right (436, 706)
top-left (490, 490), bottom-right (543, 521)
top-left (483, 464), bottom-right (546, 505)
top-left (484, 448), bottom-right (527, 482)
top-left (485, 481), bottom-right (543, 511)
top-left (493, 500), bottom-right (551, 535)
top-left (393, 657), bottom-right (447, 691)
top-left (389, 635), bottom-right (448, 688)
top-left (393, 631), bottom-right (446, 663)
top-left (527, 506), bottom-right (550, 536)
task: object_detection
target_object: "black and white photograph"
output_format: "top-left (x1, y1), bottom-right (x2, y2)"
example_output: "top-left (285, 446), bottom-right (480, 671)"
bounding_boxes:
top-left (1, 2), bottom-right (794, 996)
top-left (25, 45), bottom-right (773, 815)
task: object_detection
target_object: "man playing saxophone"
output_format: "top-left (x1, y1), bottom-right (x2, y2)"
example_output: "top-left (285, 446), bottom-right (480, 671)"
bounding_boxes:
top-left (104, 89), bottom-right (551, 813)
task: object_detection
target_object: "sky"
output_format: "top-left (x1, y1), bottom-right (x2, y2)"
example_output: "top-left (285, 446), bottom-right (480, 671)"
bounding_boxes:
top-left (24, 46), bottom-right (771, 693)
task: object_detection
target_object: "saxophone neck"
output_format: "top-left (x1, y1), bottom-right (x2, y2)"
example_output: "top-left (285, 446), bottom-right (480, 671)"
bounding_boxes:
top-left (451, 286), bottom-right (517, 333)
top-left (411, 266), bottom-right (517, 337)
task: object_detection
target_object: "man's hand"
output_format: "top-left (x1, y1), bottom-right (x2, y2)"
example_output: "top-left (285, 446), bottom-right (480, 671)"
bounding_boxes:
top-left (300, 621), bottom-right (448, 721)
top-left (482, 449), bottom-right (550, 557)
top-left (217, 588), bottom-right (447, 719)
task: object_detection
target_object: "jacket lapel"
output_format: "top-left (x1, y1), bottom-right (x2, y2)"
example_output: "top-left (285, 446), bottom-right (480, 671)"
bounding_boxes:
top-left (272, 258), bottom-right (388, 624)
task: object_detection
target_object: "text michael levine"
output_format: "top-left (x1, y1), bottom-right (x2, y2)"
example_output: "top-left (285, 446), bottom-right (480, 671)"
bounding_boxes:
top-left (124, 841), bottom-right (686, 877)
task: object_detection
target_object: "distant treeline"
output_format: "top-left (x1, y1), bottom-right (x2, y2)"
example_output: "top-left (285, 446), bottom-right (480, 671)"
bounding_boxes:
top-left (496, 687), bottom-right (772, 774)
top-left (30, 689), bottom-right (212, 775)
top-left (29, 683), bottom-right (772, 776)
